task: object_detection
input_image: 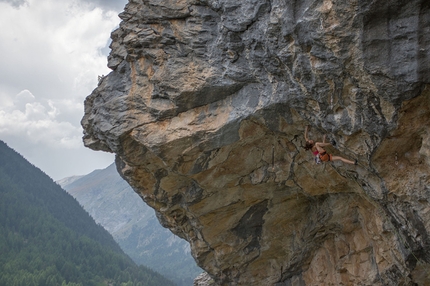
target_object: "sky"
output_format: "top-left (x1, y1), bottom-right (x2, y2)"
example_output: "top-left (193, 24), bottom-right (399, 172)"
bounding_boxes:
top-left (0, 0), bottom-right (128, 180)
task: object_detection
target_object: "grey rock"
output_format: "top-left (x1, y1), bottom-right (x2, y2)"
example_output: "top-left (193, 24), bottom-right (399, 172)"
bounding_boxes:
top-left (82, 0), bottom-right (430, 285)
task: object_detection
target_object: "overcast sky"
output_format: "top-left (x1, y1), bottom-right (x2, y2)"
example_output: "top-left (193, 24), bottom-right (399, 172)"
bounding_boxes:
top-left (0, 0), bottom-right (128, 180)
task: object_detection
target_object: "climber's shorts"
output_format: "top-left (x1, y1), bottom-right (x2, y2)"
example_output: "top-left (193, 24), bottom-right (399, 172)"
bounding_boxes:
top-left (319, 152), bottom-right (332, 162)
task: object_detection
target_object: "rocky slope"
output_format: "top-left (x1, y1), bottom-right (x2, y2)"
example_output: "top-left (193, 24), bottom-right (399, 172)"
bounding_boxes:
top-left (82, 0), bottom-right (430, 285)
top-left (59, 164), bottom-right (202, 285)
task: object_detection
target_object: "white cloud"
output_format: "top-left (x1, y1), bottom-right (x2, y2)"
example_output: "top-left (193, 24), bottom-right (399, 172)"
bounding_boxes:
top-left (0, 0), bottom-right (120, 100)
top-left (0, 91), bottom-right (81, 149)
top-left (14, 90), bottom-right (35, 110)
top-left (0, 0), bottom-right (126, 179)
top-left (0, 0), bottom-right (27, 8)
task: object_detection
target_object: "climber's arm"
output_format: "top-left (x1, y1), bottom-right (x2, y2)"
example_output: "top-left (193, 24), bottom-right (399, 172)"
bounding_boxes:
top-left (315, 142), bottom-right (331, 148)
top-left (304, 125), bottom-right (310, 141)
top-left (315, 142), bottom-right (331, 153)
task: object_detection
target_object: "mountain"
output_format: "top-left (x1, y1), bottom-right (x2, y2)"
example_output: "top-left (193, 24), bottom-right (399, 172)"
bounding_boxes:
top-left (81, 0), bottom-right (430, 285)
top-left (60, 163), bottom-right (202, 286)
top-left (56, 175), bottom-right (84, 188)
top-left (0, 140), bottom-right (174, 286)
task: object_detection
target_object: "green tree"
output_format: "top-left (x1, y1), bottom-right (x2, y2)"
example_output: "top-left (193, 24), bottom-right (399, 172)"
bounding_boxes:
top-left (0, 140), bottom-right (175, 286)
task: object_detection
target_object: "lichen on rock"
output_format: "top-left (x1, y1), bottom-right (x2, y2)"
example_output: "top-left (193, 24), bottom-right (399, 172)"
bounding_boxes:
top-left (82, 0), bottom-right (430, 285)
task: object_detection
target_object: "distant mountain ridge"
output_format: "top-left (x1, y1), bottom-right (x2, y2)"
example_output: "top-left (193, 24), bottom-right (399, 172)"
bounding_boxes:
top-left (60, 163), bottom-right (202, 286)
top-left (56, 175), bottom-right (84, 188)
top-left (0, 140), bottom-right (174, 286)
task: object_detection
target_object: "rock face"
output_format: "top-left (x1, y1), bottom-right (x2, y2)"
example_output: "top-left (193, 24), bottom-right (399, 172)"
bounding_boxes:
top-left (194, 272), bottom-right (215, 286)
top-left (82, 0), bottom-right (430, 285)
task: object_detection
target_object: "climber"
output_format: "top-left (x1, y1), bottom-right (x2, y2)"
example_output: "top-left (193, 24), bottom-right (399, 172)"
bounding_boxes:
top-left (304, 125), bottom-right (357, 165)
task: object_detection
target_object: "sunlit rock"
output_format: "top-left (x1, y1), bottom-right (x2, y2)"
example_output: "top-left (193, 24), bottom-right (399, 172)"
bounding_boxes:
top-left (82, 0), bottom-right (430, 285)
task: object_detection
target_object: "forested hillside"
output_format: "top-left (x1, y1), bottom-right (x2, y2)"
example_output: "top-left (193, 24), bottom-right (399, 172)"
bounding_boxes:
top-left (0, 140), bottom-right (175, 286)
top-left (60, 163), bottom-right (202, 286)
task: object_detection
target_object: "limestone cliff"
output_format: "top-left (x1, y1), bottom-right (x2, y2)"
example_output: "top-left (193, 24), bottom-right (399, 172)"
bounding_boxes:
top-left (82, 0), bottom-right (430, 285)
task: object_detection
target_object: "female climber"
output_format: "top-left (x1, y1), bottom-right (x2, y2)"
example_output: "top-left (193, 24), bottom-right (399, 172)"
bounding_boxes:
top-left (304, 125), bottom-right (357, 165)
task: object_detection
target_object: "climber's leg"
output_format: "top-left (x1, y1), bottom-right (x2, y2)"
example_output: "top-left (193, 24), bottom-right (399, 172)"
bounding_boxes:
top-left (331, 155), bottom-right (356, 165)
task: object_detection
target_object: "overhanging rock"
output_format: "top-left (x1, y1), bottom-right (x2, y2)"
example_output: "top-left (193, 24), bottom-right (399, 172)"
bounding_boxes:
top-left (82, 0), bottom-right (430, 284)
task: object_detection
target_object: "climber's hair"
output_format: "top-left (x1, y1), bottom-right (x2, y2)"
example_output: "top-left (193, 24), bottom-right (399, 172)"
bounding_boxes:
top-left (304, 141), bottom-right (314, 151)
